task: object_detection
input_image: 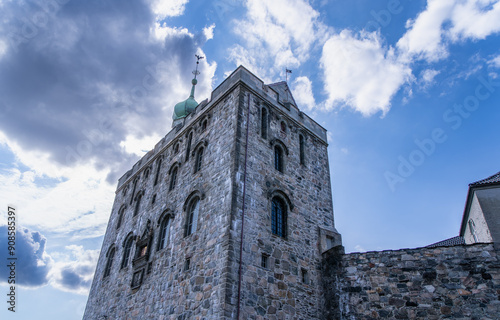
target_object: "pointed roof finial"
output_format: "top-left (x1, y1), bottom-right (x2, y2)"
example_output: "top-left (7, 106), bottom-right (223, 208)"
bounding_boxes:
top-left (193, 54), bottom-right (204, 81)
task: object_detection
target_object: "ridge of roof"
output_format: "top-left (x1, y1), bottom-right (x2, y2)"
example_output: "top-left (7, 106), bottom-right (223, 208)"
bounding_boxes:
top-left (469, 171), bottom-right (500, 187)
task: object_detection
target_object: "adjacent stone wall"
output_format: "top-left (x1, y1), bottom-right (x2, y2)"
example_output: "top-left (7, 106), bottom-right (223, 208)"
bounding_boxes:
top-left (322, 243), bottom-right (500, 320)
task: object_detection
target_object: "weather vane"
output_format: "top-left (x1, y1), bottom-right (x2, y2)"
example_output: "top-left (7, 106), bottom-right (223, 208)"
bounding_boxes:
top-left (193, 54), bottom-right (204, 79)
top-left (285, 68), bottom-right (292, 82)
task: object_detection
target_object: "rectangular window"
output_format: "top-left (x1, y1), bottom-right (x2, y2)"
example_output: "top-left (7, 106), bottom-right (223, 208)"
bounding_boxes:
top-left (261, 253), bottom-right (269, 268)
top-left (301, 268), bottom-right (309, 284)
top-left (184, 258), bottom-right (191, 271)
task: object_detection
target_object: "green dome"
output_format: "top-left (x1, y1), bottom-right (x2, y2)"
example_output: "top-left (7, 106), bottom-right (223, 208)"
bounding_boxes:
top-left (173, 79), bottom-right (199, 121)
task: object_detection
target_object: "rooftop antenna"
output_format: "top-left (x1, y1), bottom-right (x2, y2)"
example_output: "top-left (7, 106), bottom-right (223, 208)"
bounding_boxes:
top-left (193, 54), bottom-right (204, 80)
top-left (285, 68), bottom-right (292, 83)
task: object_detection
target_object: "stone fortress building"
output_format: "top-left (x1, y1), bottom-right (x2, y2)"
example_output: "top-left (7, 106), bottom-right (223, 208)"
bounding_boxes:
top-left (84, 65), bottom-right (342, 319)
top-left (84, 64), bottom-right (500, 319)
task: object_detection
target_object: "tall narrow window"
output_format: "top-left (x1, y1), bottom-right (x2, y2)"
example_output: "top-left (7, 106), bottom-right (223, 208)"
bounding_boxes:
top-left (169, 167), bottom-right (178, 191)
top-left (274, 146), bottom-right (283, 172)
top-left (121, 237), bottom-right (134, 269)
top-left (186, 132), bottom-right (193, 161)
top-left (201, 119), bottom-right (208, 131)
top-left (116, 206), bottom-right (126, 229)
top-left (261, 107), bottom-right (268, 139)
top-left (154, 159), bottom-right (162, 186)
top-left (271, 197), bottom-right (287, 238)
top-left (261, 253), bottom-right (269, 268)
top-left (103, 247), bottom-right (115, 278)
top-left (299, 134), bottom-right (305, 165)
top-left (185, 198), bottom-right (200, 236)
top-left (158, 216), bottom-right (171, 250)
top-left (134, 193), bottom-right (142, 216)
top-left (194, 147), bottom-right (204, 173)
top-left (280, 121), bottom-right (286, 133)
top-left (468, 219), bottom-right (478, 243)
top-left (301, 268), bottom-right (309, 284)
top-left (130, 179), bottom-right (138, 205)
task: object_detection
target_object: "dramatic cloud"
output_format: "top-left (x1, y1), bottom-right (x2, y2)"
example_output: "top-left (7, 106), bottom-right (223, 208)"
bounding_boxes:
top-left (0, 226), bottom-right (52, 287)
top-left (51, 245), bottom-right (100, 295)
top-left (321, 30), bottom-right (412, 116)
top-left (398, 0), bottom-right (500, 62)
top-left (0, 0), bottom-right (215, 182)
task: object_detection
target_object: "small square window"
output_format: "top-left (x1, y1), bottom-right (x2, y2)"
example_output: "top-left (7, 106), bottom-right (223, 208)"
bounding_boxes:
top-left (261, 254), bottom-right (269, 268)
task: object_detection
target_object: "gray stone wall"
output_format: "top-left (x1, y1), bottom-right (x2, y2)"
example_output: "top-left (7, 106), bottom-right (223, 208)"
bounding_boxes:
top-left (228, 86), bottom-right (339, 319)
top-left (322, 243), bottom-right (500, 320)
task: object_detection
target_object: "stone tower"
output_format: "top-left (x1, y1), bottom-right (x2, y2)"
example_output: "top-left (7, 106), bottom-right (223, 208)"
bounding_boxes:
top-left (83, 66), bottom-right (342, 319)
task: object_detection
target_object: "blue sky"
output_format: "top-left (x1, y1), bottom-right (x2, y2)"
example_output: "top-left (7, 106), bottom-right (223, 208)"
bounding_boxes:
top-left (0, 0), bottom-right (499, 319)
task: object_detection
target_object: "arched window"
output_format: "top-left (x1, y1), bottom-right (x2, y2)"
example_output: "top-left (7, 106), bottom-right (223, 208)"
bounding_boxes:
top-left (134, 193), bottom-right (143, 216)
top-left (274, 146), bottom-right (284, 172)
top-left (261, 107), bottom-right (268, 139)
top-left (185, 132), bottom-right (193, 161)
top-left (271, 197), bottom-right (287, 238)
top-left (154, 158), bottom-right (162, 186)
top-left (144, 167), bottom-right (150, 179)
top-left (116, 206), bottom-right (126, 229)
top-left (185, 197), bottom-right (200, 237)
top-left (103, 246), bottom-right (116, 278)
top-left (194, 147), bottom-right (204, 173)
top-left (201, 119), bottom-right (208, 131)
top-left (158, 215), bottom-right (171, 250)
top-left (174, 142), bottom-right (179, 154)
top-left (121, 237), bottom-right (134, 269)
top-left (299, 134), bottom-right (305, 165)
top-left (169, 166), bottom-right (178, 191)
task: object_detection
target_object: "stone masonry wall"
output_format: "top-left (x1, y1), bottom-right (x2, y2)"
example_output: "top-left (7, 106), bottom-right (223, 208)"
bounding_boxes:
top-left (227, 86), bottom-right (340, 319)
top-left (322, 243), bottom-right (500, 320)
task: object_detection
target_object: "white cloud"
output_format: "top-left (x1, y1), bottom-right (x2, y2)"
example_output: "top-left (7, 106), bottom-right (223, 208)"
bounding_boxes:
top-left (230, 0), bottom-right (324, 78)
top-left (397, 0), bottom-right (454, 62)
top-left (420, 69), bottom-right (440, 87)
top-left (321, 30), bottom-right (412, 116)
top-left (292, 76), bottom-right (316, 111)
top-left (488, 54), bottom-right (500, 68)
top-left (203, 24), bottom-right (215, 41)
top-left (149, 0), bottom-right (189, 20)
top-left (152, 23), bottom-right (192, 42)
top-left (120, 133), bottom-right (163, 157)
top-left (448, 0), bottom-right (500, 41)
top-left (398, 0), bottom-right (500, 63)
